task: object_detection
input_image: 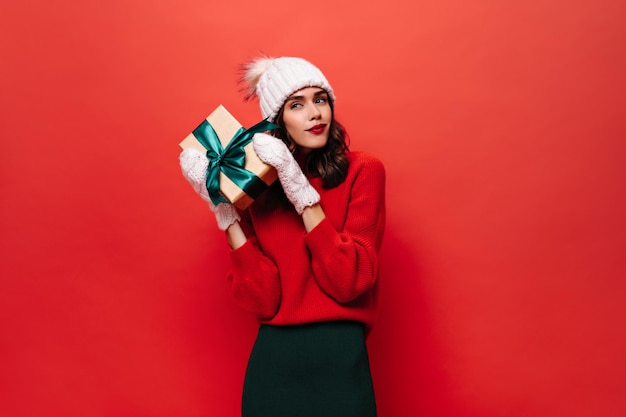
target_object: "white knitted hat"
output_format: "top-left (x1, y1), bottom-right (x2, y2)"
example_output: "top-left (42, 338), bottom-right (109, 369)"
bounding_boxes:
top-left (242, 56), bottom-right (336, 122)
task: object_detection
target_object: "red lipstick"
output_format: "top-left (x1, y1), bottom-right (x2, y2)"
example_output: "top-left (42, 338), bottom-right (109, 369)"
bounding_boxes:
top-left (307, 124), bottom-right (326, 135)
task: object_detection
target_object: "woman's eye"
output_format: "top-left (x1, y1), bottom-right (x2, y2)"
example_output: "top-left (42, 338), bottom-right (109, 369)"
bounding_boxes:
top-left (290, 102), bottom-right (302, 109)
top-left (315, 97), bottom-right (328, 104)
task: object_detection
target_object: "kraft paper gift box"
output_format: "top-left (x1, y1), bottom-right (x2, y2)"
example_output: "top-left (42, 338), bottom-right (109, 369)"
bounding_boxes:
top-left (179, 105), bottom-right (277, 210)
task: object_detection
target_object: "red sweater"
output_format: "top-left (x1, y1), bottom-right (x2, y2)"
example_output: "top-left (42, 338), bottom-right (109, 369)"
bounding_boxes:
top-left (228, 151), bottom-right (386, 333)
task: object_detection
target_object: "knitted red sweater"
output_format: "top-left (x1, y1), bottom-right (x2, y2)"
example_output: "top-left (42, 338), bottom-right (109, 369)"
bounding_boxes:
top-left (228, 151), bottom-right (386, 333)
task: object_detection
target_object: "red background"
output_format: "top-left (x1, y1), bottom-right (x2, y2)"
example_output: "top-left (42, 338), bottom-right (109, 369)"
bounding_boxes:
top-left (1, 1), bottom-right (625, 416)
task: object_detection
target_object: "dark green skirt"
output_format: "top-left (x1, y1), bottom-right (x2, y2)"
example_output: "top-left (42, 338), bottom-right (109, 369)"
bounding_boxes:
top-left (242, 321), bottom-right (377, 417)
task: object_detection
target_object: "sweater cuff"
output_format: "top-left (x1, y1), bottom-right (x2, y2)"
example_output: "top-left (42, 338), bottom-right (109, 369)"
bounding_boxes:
top-left (303, 217), bottom-right (338, 254)
top-left (229, 239), bottom-right (257, 269)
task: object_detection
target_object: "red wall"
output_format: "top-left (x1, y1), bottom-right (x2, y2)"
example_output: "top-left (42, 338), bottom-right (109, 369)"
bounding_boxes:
top-left (1, 1), bottom-right (625, 416)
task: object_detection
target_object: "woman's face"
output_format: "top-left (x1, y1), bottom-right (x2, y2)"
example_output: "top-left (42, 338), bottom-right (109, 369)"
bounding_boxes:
top-left (281, 87), bottom-right (332, 154)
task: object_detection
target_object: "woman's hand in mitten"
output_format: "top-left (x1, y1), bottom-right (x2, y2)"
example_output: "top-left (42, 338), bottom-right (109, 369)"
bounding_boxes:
top-left (252, 133), bottom-right (320, 214)
top-left (179, 148), bottom-right (240, 231)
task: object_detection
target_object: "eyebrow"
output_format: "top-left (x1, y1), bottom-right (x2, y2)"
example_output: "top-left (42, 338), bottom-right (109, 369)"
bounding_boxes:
top-left (285, 89), bottom-right (328, 102)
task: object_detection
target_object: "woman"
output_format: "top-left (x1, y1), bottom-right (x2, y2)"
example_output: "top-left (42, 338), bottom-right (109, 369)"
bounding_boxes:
top-left (180, 56), bottom-right (386, 417)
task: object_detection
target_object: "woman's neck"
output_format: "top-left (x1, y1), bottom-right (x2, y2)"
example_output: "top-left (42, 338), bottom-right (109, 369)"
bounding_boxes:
top-left (294, 149), bottom-right (310, 169)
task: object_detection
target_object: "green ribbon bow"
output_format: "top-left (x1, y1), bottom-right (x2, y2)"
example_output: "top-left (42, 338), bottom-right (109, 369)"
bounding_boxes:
top-left (192, 118), bottom-right (278, 206)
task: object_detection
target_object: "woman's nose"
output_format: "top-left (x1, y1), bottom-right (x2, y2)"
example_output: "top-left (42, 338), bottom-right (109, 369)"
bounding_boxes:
top-left (309, 105), bottom-right (321, 120)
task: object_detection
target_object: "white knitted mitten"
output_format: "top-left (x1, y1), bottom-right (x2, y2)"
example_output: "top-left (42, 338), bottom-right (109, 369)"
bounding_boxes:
top-left (179, 148), bottom-right (240, 231)
top-left (252, 133), bottom-right (320, 214)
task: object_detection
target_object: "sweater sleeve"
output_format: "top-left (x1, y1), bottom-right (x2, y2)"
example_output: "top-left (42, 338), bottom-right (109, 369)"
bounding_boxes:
top-left (303, 155), bottom-right (386, 303)
top-left (227, 210), bottom-right (281, 319)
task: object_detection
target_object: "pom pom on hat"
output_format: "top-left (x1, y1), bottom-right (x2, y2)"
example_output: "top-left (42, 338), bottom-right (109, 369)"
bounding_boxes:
top-left (241, 56), bottom-right (335, 122)
top-left (241, 57), bottom-right (275, 101)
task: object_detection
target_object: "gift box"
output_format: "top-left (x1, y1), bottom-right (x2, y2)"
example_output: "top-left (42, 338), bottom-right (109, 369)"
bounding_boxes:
top-left (179, 105), bottom-right (278, 210)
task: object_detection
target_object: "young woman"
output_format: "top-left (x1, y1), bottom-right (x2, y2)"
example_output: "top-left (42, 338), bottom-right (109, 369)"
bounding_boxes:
top-left (180, 56), bottom-right (386, 417)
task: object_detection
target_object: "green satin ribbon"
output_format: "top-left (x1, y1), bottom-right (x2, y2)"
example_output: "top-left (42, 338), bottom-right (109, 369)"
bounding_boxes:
top-left (192, 118), bottom-right (278, 205)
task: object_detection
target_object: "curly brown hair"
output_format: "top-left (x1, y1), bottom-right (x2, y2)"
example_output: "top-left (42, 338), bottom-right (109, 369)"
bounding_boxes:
top-left (272, 99), bottom-right (350, 189)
